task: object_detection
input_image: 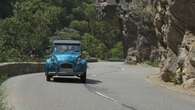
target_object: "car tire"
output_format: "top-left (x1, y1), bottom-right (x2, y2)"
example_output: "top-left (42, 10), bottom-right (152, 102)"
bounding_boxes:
top-left (46, 75), bottom-right (51, 81)
top-left (80, 72), bottom-right (86, 83)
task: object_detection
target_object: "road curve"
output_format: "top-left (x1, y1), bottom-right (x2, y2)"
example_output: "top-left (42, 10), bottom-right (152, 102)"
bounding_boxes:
top-left (4, 62), bottom-right (195, 110)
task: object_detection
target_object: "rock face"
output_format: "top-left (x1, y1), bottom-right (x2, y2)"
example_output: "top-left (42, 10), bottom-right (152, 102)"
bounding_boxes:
top-left (124, 0), bottom-right (159, 63)
top-left (154, 0), bottom-right (195, 87)
top-left (96, 0), bottom-right (159, 63)
top-left (96, 0), bottom-right (195, 87)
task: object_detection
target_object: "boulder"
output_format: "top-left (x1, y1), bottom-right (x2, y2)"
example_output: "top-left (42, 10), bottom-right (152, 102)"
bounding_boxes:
top-left (183, 42), bottom-right (195, 79)
top-left (125, 48), bottom-right (137, 64)
top-left (181, 32), bottom-right (195, 79)
top-left (189, 42), bottom-right (195, 67)
top-left (183, 78), bottom-right (195, 89)
top-left (160, 49), bottom-right (178, 82)
top-left (150, 47), bottom-right (161, 62)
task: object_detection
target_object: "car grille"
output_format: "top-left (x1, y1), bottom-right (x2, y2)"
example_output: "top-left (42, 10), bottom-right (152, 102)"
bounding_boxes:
top-left (61, 63), bottom-right (72, 68)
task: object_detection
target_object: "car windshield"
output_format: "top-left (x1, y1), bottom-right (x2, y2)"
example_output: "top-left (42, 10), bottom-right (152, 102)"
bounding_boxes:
top-left (54, 44), bottom-right (80, 53)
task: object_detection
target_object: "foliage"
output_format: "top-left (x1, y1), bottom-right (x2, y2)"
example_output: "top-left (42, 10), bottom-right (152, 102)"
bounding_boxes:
top-left (55, 28), bottom-right (81, 40)
top-left (0, 74), bottom-right (7, 85)
top-left (0, 88), bottom-right (6, 110)
top-left (0, 0), bottom-right (15, 18)
top-left (0, 0), bottom-right (124, 61)
top-left (110, 42), bottom-right (124, 59)
top-left (0, 0), bottom-right (63, 62)
top-left (81, 33), bottom-right (108, 59)
top-left (69, 20), bottom-right (89, 35)
top-left (0, 74), bottom-right (8, 110)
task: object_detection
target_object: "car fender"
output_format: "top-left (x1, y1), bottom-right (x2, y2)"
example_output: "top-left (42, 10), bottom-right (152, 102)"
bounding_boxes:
top-left (75, 59), bottom-right (87, 73)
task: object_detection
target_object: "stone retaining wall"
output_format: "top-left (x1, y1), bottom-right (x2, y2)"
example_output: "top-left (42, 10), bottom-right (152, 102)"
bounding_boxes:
top-left (0, 62), bottom-right (44, 77)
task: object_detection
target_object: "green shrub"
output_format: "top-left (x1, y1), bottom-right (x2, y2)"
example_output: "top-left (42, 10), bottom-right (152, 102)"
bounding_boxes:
top-left (69, 20), bottom-right (89, 34)
top-left (0, 74), bottom-right (7, 85)
top-left (82, 33), bottom-right (109, 59)
top-left (0, 74), bottom-right (8, 110)
top-left (110, 42), bottom-right (124, 59)
top-left (55, 28), bottom-right (81, 40)
top-left (0, 89), bottom-right (6, 110)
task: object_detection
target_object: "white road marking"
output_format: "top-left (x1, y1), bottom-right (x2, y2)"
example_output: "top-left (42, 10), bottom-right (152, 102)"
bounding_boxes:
top-left (95, 91), bottom-right (118, 103)
top-left (95, 91), bottom-right (136, 110)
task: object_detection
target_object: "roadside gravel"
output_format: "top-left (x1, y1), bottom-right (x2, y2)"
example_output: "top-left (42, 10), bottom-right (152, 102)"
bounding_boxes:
top-left (147, 74), bottom-right (195, 96)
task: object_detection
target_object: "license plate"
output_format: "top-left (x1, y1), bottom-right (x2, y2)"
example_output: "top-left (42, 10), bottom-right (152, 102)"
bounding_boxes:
top-left (60, 68), bottom-right (73, 73)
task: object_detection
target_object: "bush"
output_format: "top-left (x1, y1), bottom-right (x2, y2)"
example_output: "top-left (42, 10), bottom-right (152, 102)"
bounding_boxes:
top-left (0, 74), bottom-right (7, 85)
top-left (0, 74), bottom-right (8, 110)
top-left (69, 20), bottom-right (89, 34)
top-left (82, 33), bottom-right (109, 59)
top-left (0, 0), bottom-right (63, 62)
top-left (55, 27), bottom-right (81, 40)
top-left (110, 42), bottom-right (124, 59)
top-left (0, 48), bottom-right (23, 62)
top-left (0, 88), bottom-right (6, 110)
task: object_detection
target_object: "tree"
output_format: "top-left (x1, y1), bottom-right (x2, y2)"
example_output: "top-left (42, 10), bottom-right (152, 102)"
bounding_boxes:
top-left (0, 0), bottom-right (15, 18)
top-left (55, 27), bottom-right (81, 40)
top-left (0, 0), bottom-right (125, 61)
top-left (83, 3), bottom-right (96, 35)
top-left (0, 0), bottom-right (63, 61)
top-left (82, 33), bottom-right (108, 58)
top-left (94, 21), bottom-right (121, 49)
top-left (69, 20), bottom-right (89, 35)
top-left (110, 42), bottom-right (124, 59)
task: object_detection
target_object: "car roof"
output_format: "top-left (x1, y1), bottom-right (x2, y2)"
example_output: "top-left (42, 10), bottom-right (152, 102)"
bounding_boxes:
top-left (53, 40), bottom-right (81, 45)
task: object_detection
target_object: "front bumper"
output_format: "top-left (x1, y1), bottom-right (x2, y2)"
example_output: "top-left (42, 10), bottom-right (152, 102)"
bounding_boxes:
top-left (45, 61), bottom-right (87, 76)
top-left (46, 68), bottom-right (84, 76)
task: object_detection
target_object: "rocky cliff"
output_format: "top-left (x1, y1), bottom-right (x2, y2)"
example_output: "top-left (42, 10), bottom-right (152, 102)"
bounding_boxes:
top-left (154, 0), bottom-right (195, 87)
top-left (96, 0), bottom-right (195, 87)
top-left (96, 0), bottom-right (159, 63)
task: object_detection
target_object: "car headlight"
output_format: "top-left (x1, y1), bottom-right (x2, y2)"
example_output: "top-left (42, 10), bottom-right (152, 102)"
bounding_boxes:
top-left (51, 56), bottom-right (57, 64)
top-left (76, 57), bottom-right (81, 64)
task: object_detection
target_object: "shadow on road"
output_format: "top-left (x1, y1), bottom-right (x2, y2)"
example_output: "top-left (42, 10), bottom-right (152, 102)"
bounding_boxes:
top-left (51, 77), bottom-right (102, 84)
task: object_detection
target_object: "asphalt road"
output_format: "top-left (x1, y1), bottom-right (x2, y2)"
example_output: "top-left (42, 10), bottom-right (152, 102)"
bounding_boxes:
top-left (4, 62), bottom-right (195, 110)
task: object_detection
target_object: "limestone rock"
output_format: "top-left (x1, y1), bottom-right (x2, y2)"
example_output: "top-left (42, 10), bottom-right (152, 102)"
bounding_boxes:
top-left (183, 78), bottom-right (195, 89)
top-left (96, 0), bottom-right (195, 87)
top-left (183, 42), bottom-right (195, 79)
top-left (125, 48), bottom-right (137, 64)
top-left (189, 43), bottom-right (195, 67)
top-left (150, 47), bottom-right (161, 62)
top-left (160, 49), bottom-right (178, 82)
top-left (154, 0), bottom-right (195, 84)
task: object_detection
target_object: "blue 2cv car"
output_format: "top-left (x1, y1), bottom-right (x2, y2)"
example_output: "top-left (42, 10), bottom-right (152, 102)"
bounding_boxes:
top-left (45, 40), bottom-right (87, 83)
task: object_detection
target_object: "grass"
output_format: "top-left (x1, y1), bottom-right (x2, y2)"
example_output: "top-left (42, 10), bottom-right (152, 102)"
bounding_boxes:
top-left (0, 74), bottom-right (8, 110)
top-left (0, 74), bottom-right (7, 84)
top-left (0, 87), bottom-right (6, 110)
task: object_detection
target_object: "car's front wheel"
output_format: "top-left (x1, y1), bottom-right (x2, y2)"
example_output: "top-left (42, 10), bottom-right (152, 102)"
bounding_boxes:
top-left (80, 72), bottom-right (86, 83)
